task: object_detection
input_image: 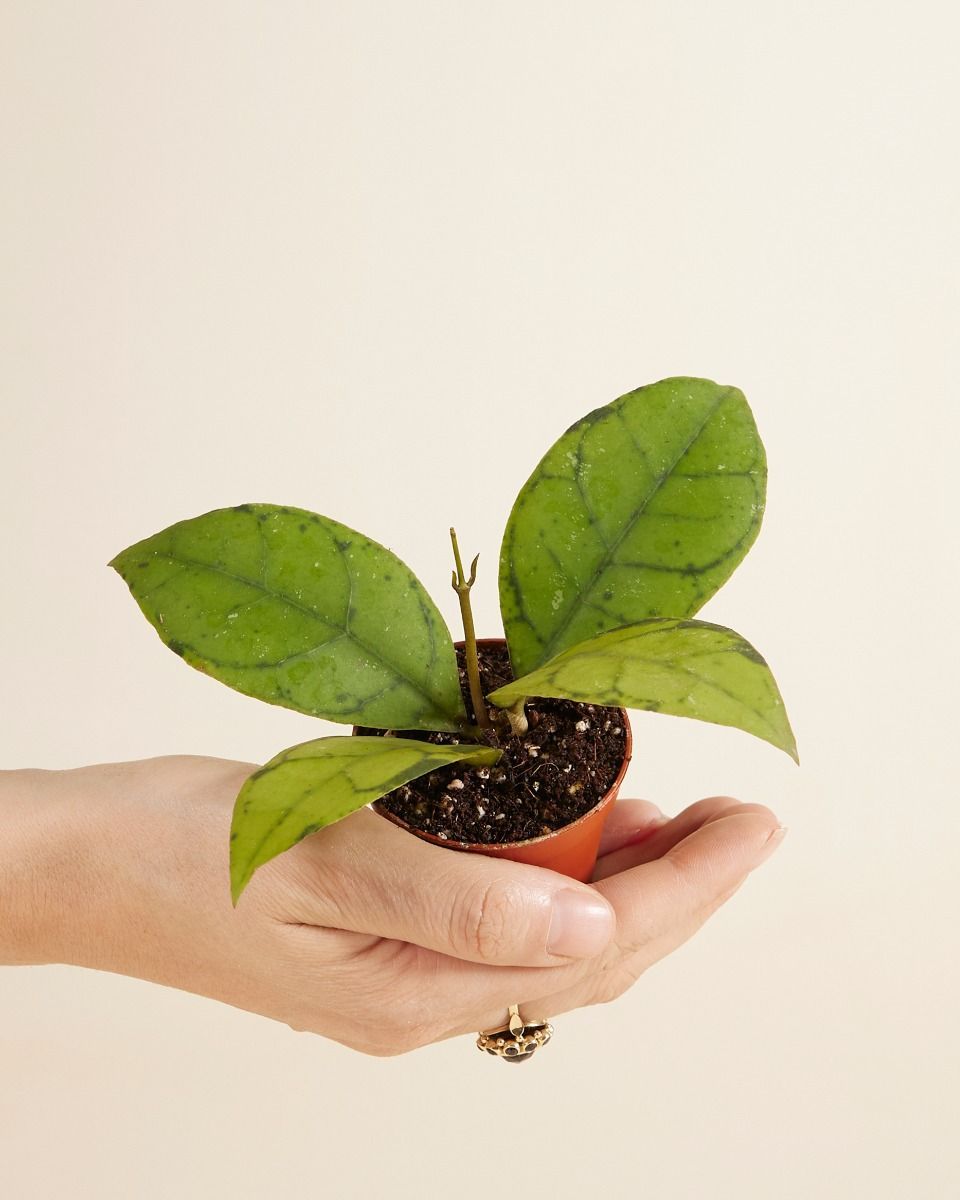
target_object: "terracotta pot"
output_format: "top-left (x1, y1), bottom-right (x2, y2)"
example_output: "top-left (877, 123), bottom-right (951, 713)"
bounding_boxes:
top-left (366, 638), bottom-right (632, 883)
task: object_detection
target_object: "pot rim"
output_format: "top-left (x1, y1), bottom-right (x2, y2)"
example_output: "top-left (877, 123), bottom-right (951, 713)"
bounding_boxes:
top-left (366, 636), bottom-right (633, 852)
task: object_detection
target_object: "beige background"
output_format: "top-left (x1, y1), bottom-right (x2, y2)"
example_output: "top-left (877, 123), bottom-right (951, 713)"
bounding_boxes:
top-left (2, 3), bottom-right (958, 1197)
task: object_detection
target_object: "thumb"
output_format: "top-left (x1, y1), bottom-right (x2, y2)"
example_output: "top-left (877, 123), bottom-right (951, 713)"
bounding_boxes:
top-left (289, 807), bottom-right (616, 967)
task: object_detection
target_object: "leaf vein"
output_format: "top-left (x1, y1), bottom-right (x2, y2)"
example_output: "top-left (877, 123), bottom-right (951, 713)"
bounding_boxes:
top-left (539, 389), bottom-right (733, 661)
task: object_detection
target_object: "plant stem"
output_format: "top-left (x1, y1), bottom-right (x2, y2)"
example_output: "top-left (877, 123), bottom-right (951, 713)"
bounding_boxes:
top-left (449, 528), bottom-right (491, 730)
top-left (505, 697), bottom-right (529, 736)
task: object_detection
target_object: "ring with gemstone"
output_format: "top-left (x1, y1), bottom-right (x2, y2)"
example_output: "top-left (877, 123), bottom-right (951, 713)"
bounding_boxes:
top-left (476, 1004), bottom-right (553, 1062)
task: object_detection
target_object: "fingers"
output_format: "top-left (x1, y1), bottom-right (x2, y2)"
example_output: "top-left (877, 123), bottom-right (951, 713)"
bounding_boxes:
top-left (451, 806), bottom-right (783, 1038)
top-left (341, 802), bottom-right (785, 1051)
top-left (275, 806), bottom-right (616, 968)
top-left (596, 799), bottom-right (668, 857)
top-left (491, 811), bottom-right (785, 1033)
top-left (595, 808), bottom-right (783, 958)
top-left (593, 795), bottom-right (778, 880)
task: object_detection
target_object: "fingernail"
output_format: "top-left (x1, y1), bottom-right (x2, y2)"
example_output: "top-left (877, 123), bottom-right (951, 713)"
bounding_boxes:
top-left (754, 825), bottom-right (788, 867)
top-left (620, 806), bottom-right (671, 846)
top-left (547, 889), bottom-right (615, 958)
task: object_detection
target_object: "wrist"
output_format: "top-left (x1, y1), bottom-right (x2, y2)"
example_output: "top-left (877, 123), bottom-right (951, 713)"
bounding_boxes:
top-left (1, 757), bottom-right (256, 993)
top-left (0, 768), bottom-right (92, 965)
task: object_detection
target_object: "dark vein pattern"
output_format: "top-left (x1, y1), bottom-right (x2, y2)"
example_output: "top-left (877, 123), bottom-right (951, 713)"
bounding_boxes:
top-left (498, 378), bottom-right (767, 676)
top-left (110, 504), bottom-right (466, 732)
top-left (230, 736), bottom-right (501, 901)
top-left (488, 618), bottom-right (798, 762)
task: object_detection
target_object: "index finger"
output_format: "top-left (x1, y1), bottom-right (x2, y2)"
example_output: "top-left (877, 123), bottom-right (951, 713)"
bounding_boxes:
top-left (595, 809), bottom-right (783, 958)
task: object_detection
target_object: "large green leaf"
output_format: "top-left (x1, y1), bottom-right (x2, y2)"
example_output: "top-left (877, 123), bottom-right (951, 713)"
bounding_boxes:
top-left (230, 736), bottom-right (502, 901)
top-left (487, 618), bottom-right (797, 762)
top-left (111, 504), bottom-right (467, 731)
top-left (499, 378), bottom-right (766, 676)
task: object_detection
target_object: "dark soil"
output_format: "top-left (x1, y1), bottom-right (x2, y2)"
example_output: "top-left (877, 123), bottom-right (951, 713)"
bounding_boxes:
top-left (358, 643), bottom-right (628, 845)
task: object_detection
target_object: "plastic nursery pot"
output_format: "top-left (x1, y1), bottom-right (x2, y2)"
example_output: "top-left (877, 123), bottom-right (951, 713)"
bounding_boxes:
top-left (365, 638), bottom-right (633, 883)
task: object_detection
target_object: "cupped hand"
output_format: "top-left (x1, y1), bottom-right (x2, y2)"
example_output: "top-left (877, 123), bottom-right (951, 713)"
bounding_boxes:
top-left (13, 757), bottom-right (784, 1056)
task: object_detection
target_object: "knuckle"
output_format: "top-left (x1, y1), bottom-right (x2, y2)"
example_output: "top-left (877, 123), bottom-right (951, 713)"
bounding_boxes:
top-left (596, 982), bottom-right (624, 1007)
top-left (457, 878), bottom-right (524, 962)
top-left (356, 1030), bottom-right (419, 1057)
top-left (367, 1025), bottom-right (432, 1057)
top-left (330, 982), bottom-right (439, 1057)
top-left (594, 960), bottom-right (645, 1006)
top-left (357, 1040), bottom-right (408, 1058)
top-left (368, 944), bottom-right (452, 1054)
top-left (378, 986), bottom-right (438, 1055)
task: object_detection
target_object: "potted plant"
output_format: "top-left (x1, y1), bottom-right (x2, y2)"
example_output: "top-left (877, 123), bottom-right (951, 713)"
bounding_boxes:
top-left (110, 376), bottom-right (797, 905)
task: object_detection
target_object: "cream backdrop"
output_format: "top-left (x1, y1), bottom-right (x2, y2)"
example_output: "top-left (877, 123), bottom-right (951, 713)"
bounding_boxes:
top-left (2, 3), bottom-right (957, 1198)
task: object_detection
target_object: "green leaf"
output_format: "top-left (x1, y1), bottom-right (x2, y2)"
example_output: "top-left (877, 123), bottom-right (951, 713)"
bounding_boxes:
top-left (110, 504), bottom-right (467, 731)
top-left (487, 618), bottom-right (798, 762)
top-left (230, 736), bottom-right (502, 902)
top-left (499, 377), bottom-right (766, 676)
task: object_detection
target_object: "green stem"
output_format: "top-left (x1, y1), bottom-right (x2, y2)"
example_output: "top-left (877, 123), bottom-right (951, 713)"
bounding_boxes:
top-left (449, 528), bottom-right (491, 730)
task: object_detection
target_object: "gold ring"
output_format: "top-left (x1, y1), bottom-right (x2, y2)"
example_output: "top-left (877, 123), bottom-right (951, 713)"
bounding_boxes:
top-left (477, 1004), bottom-right (553, 1063)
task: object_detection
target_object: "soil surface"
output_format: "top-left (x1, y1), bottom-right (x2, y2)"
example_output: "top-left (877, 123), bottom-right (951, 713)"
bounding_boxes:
top-left (358, 643), bottom-right (628, 845)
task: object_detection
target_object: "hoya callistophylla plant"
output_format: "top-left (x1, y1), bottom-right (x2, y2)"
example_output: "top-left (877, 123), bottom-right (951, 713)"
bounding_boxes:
top-left (110, 505), bottom-right (502, 901)
top-left (110, 376), bottom-right (796, 903)
top-left (492, 376), bottom-right (797, 759)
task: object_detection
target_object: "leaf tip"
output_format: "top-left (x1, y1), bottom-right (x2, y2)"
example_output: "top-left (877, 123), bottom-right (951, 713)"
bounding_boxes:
top-left (770, 728), bottom-right (799, 765)
top-left (108, 544), bottom-right (145, 580)
top-left (779, 718), bottom-right (800, 765)
top-left (230, 866), bottom-right (249, 907)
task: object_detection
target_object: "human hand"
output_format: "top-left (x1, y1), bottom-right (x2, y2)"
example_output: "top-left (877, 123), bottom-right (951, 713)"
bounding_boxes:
top-left (0, 757), bottom-right (783, 1055)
